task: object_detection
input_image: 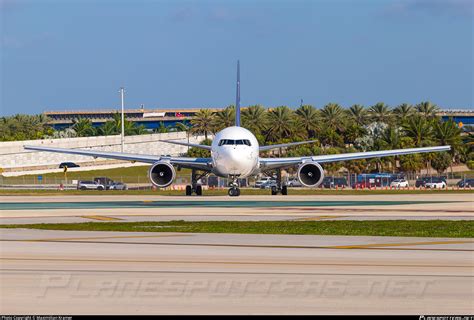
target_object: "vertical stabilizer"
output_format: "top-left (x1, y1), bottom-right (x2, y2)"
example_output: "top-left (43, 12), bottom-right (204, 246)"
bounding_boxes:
top-left (235, 60), bottom-right (241, 126)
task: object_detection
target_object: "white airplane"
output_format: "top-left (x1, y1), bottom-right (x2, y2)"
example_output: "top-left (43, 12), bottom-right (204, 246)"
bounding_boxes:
top-left (25, 61), bottom-right (450, 196)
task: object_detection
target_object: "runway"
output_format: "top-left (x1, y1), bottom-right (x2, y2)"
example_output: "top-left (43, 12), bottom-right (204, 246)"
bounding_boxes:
top-left (1, 228), bottom-right (473, 314)
top-left (0, 193), bottom-right (473, 224)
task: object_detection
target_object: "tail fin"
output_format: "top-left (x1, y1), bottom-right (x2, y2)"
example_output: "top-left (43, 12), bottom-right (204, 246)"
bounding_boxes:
top-left (235, 60), bottom-right (241, 127)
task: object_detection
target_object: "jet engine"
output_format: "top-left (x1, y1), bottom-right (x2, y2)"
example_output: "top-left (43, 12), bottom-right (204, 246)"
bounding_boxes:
top-left (148, 161), bottom-right (176, 187)
top-left (297, 161), bottom-right (324, 187)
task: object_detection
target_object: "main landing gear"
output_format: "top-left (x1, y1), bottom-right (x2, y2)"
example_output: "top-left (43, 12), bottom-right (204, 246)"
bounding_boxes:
top-left (270, 169), bottom-right (288, 196)
top-left (185, 169), bottom-right (207, 196)
top-left (228, 175), bottom-right (241, 197)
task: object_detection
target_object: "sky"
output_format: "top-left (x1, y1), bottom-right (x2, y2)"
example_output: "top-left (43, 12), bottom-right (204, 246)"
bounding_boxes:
top-left (0, 0), bottom-right (473, 116)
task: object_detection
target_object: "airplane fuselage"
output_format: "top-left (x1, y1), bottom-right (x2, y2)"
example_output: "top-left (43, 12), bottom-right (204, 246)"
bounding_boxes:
top-left (211, 126), bottom-right (260, 178)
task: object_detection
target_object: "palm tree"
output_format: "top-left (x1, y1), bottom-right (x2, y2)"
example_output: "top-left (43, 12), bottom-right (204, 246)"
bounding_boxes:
top-left (319, 103), bottom-right (346, 131)
top-left (402, 114), bottom-right (433, 147)
top-left (434, 119), bottom-right (462, 172)
top-left (295, 105), bottom-right (319, 138)
top-left (242, 105), bottom-right (267, 135)
top-left (72, 118), bottom-right (95, 137)
top-left (264, 106), bottom-right (295, 142)
top-left (393, 103), bottom-right (413, 124)
top-left (378, 126), bottom-right (402, 172)
top-left (369, 102), bottom-right (393, 124)
top-left (190, 109), bottom-right (215, 140)
top-left (346, 104), bottom-right (367, 126)
top-left (154, 122), bottom-right (169, 133)
top-left (416, 101), bottom-right (439, 119)
top-left (97, 121), bottom-right (117, 136)
top-left (213, 106), bottom-right (235, 131)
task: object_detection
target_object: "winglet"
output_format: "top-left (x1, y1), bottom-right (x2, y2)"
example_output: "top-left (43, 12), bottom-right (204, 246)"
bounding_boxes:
top-left (235, 60), bottom-right (241, 127)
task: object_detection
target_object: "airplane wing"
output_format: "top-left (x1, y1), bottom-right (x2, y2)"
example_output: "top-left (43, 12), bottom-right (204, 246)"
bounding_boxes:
top-left (23, 145), bottom-right (212, 171)
top-left (259, 145), bottom-right (451, 170)
top-left (160, 140), bottom-right (212, 150)
top-left (259, 140), bottom-right (318, 152)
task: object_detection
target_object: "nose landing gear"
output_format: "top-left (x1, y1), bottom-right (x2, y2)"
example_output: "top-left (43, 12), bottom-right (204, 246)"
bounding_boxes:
top-left (228, 175), bottom-right (241, 197)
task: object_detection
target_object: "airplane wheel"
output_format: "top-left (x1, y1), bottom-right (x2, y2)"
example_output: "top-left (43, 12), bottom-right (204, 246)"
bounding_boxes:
top-left (228, 188), bottom-right (240, 196)
top-left (281, 186), bottom-right (288, 195)
top-left (185, 185), bottom-right (192, 196)
top-left (196, 185), bottom-right (202, 196)
top-left (271, 186), bottom-right (278, 195)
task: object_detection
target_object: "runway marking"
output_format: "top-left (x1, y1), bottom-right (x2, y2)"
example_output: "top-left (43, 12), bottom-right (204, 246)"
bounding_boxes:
top-left (0, 200), bottom-right (460, 210)
top-left (2, 268), bottom-right (472, 277)
top-left (329, 240), bottom-right (474, 249)
top-left (2, 257), bottom-right (471, 268)
top-left (25, 234), bottom-right (192, 242)
top-left (265, 207), bottom-right (474, 214)
top-left (295, 216), bottom-right (347, 221)
top-left (4, 238), bottom-right (472, 252)
top-left (80, 215), bottom-right (122, 221)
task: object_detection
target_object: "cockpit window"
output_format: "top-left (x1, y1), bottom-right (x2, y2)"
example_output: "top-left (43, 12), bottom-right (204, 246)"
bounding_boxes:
top-left (218, 139), bottom-right (251, 146)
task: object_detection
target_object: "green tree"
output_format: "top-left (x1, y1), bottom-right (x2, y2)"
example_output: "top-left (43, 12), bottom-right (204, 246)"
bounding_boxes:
top-left (319, 103), bottom-right (346, 131)
top-left (241, 105), bottom-right (267, 135)
top-left (213, 105), bottom-right (235, 131)
top-left (190, 109), bottom-right (215, 140)
top-left (346, 104), bottom-right (368, 126)
top-left (295, 105), bottom-right (319, 138)
top-left (264, 106), bottom-right (295, 142)
top-left (400, 154), bottom-right (424, 173)
top-left (393, 103), bottom-right (413, 124)
top-left (431, 152), bottom-right (451, 174)
top-left (187, 139), bottom-right (212, 158)
top-left (369, 102), bottom-right (393, 124)
top-left (416, 101), bottom-right (439, 119)
top-left (71, 118), bottom-right (95, 137)
top-left (402, 114), bottom-right (434, 147)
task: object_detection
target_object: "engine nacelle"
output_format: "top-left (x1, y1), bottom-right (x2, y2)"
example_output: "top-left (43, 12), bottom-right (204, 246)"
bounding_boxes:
top-left (148, 161), bottom-right (175, 188)
top-left (297, 161), bottom-right (324, 187)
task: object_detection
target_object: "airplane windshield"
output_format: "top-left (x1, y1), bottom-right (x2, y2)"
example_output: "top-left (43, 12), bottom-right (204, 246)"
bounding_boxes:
top-left (218, 139), bottom-right (251, 146)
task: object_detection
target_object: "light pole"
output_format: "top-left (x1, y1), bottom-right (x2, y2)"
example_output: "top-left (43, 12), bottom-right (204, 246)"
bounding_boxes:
top-left (119, 87), bottom-right (125, 152)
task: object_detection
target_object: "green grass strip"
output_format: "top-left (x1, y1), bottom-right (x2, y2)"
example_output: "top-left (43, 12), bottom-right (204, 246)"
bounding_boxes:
top-left (2, 220), bottom-right (473, 238)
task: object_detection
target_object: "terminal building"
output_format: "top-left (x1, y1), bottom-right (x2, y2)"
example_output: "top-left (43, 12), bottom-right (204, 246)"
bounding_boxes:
top-left (44, 107), bottom-right (474, 131)
top-left (44, 108), bottom-right (222, 130)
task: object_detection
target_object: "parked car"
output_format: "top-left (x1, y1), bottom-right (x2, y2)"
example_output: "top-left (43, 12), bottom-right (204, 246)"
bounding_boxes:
top-left (457, 179), bottom-right (474, 188)
top-left (322, 177), bottom-right (348, 189)
top-left (59, 162), bottom-right (80, 169)
top-left (255, 177), bottom-right (276, 188)
top-left (390, 179), bottom-right (409, 188)
top-left (260, 180), bottom-right (278, 189)
top-left (286, 178), bottom-right (302, 187)
top-left (109, 182), bottom-right (128, 190)
top-left (94, 177), bottom-right (115, 190)
top-left (77, 180), bottom-right (105, 190)
top-left (425, 177), bottom-right (447, 189)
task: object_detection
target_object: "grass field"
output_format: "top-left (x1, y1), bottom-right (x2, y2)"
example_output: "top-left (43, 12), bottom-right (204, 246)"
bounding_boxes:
top-left (0, 166), bottom-right (191, 184)
top-left (1, 220), bottom-right (472, 238)
top-left (0, 188), bottom-right (473, 196)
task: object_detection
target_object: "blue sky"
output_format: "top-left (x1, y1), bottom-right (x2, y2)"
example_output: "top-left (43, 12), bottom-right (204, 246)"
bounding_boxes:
top-left (1, 0), bottom-right (473, 116)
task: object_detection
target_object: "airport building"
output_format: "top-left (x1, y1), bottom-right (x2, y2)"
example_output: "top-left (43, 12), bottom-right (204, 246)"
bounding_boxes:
top-left (43, 107), bottom-right (474, 131)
